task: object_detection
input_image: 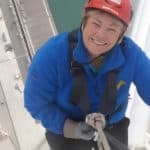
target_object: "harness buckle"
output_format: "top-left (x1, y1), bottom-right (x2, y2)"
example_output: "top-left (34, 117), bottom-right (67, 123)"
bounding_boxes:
top-left (70, 60), bottom-right (84, 75)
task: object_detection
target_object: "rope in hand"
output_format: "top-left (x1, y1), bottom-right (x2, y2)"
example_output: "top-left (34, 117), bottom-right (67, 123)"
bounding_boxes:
top-left (86, 113), bottom-right (111, 150)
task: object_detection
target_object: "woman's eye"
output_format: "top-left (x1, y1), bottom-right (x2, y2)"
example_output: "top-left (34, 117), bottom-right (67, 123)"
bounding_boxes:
top-left (108, 28), bottom-right (117, 33)
top-left (93, 22), bottom-right (101, 28)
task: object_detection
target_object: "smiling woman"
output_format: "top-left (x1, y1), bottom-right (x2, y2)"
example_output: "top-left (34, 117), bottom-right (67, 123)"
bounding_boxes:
top-left (82, 10), bottom-right (125, 58)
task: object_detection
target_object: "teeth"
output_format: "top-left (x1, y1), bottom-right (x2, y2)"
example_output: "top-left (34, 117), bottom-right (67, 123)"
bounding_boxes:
top-left (91, 37), bottom-right (107, 45)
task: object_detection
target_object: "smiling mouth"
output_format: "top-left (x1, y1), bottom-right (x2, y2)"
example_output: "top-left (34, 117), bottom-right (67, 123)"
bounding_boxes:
top-left (91, 37), bottom-right (108, 46)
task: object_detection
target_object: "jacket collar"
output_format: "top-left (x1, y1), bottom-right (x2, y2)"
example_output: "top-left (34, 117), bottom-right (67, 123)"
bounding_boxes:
top-left (73, 30), bottom-right (125, 74)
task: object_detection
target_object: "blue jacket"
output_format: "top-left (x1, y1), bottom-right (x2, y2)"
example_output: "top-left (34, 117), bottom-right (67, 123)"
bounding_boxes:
top-left (24, 30), bottom-right (150, 135)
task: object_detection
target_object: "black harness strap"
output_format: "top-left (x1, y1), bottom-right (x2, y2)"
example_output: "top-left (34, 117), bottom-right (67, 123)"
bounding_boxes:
top-left (68, 29), bottom-right (90, 113)
top-left (100, 69), bottom-right (119, 119)
top-left (68, 29), bottom-right (121, 119)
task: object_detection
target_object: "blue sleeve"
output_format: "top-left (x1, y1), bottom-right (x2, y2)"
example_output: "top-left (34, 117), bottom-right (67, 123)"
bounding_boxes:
top-left (133, 48), bottom-right (150, 106)
top-left (24, 43), bottom-right (68, 134)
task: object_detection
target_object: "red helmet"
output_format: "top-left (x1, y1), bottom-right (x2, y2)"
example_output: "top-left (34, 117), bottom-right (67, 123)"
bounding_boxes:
top-left (85, 0), bottom-right (132, 26)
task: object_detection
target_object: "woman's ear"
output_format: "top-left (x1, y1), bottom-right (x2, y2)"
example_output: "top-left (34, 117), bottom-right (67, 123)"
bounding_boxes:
top-left (81, 15), bottom-right (87, 31)
top-left (81, 24), bottom-right (84, 31)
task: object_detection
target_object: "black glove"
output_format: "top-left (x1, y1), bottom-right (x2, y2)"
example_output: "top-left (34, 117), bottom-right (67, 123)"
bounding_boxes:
top-left (63, 119), bottom-right (95, 140)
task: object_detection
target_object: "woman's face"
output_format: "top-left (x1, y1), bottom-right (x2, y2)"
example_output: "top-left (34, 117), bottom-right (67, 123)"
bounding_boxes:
top-left (82, 10), bottom-right (125, 58)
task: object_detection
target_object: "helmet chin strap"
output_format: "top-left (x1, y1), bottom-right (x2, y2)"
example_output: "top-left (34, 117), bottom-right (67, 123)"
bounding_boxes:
top-left (117, 24), bottom-right (127, 43)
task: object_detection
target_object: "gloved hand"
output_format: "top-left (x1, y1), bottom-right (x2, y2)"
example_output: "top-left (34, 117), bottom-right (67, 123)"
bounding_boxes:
top-left (85, 113), bottom-right (106, 130)
top-left (63, 119), bottom-right (95, 140)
